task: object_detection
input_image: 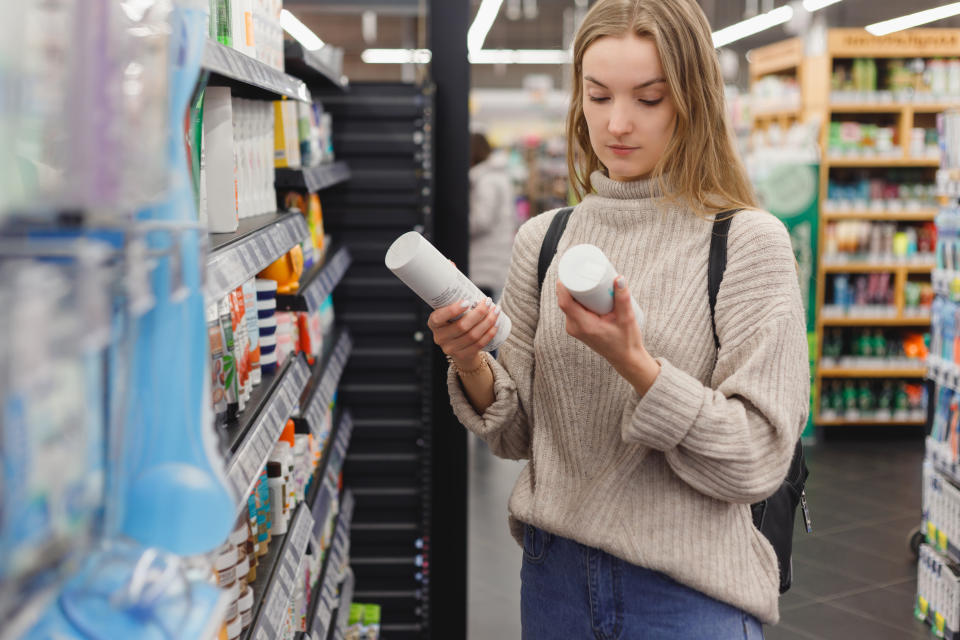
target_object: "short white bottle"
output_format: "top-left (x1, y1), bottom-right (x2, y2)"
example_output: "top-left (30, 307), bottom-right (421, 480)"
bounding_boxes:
top-left (557, 244), bottom-right (645, 330)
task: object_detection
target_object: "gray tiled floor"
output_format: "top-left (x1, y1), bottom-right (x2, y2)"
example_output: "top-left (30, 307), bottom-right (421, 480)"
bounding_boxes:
top-left (468, 434), bottom-right (931, 639)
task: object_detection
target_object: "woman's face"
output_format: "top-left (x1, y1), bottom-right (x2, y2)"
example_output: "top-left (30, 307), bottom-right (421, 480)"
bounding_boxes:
top-left (581, 33), bottom-right (677, 182)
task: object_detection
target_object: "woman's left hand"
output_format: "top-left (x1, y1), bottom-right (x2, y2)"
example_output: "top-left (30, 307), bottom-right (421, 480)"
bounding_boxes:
top-left (556, 275), bottom-right (661, 396)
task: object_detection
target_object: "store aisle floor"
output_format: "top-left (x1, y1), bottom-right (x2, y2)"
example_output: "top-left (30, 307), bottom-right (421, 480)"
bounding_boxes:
top-left (468, 435), bottom-right (929, 640)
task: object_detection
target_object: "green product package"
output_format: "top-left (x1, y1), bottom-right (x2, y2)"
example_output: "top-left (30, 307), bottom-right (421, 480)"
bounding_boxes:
top-left (211, 0), bottom-right (232, 47)
top-left (189, 88), bottom-right (205, 216)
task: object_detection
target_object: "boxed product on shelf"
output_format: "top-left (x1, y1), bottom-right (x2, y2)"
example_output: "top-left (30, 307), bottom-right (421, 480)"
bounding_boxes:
top-left (750, 74), bottom-right (800, 114)
top-left (819, 378), bottom-right (926, 422)
top-left (828, 121), bottom-right (902, 158)
top-left (201, 89), bottom-right (277, 232)
top-left (824, 175), bottom-right (938, 212)
top-left (820, 327), bottom-right (928, 369)
top-left (832, 57), bottom-right (960, 103)
top-left (823, 220), bottom-right (937, 264)
top-left (823, 272), bottom-right (895, 317)
top-left (208, 0), bottom-right (285, 71)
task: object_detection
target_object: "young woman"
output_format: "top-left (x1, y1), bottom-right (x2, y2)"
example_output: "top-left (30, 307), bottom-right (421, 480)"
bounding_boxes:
top-left (429, 0), bottom-right (808, 637)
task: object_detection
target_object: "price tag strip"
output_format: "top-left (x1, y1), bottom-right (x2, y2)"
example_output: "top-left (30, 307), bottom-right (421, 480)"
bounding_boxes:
top-left (303, 247), bottom-right (352, 314)
top-left (311, 490), bottom-right (355, 639)
top-left (249, 504), bottom-right (315, 640)
top-left (928, 437), bottom-right (960, 488)
top-left (335, 568), bottom-right (356, 634)
top-left (304, 331), bottom-right (354, 438)
top-left (305, 162), bottom-right (351, 194)
top-left (202, 39), bottom-right (310, 102)
top-left (206, 213), bottom-right (309, 301)
top-left (226, 355), bottom-right (311, 506)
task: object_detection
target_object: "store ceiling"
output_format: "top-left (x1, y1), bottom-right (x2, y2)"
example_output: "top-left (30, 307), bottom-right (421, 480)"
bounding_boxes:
top-left (287, 0), bottom-right (960, 88)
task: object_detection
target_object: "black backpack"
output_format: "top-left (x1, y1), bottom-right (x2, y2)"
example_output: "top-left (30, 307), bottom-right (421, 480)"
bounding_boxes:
top-left (536, 206), bottom-right (811, 594)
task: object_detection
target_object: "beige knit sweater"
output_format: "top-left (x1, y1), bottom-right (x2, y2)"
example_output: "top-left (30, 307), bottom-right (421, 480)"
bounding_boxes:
top-left (447, 171), bottom-right (809, 624)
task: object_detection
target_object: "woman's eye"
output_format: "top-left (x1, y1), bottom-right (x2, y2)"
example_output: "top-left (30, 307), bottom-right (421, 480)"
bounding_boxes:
top-left (588, 96), bottom-right (609, 103)
top-left (639, 98), bottom-right (663, 106)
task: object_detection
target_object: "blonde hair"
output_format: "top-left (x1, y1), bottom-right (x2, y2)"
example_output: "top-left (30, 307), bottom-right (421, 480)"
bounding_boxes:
top-left (566, 0), bottom-right (757, 215)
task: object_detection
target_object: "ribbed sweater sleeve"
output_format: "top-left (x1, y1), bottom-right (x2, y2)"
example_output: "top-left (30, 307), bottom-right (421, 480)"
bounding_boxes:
top-left (446, 211), bottom-right (555, 459)
top-left (621, 211), bottom-right (809, 503)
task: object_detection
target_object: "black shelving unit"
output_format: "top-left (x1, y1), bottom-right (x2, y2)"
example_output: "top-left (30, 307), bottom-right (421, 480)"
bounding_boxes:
top-left (275, 161), bottom-right (352, 194)
top-left (277, 245), bottom-right (352, 314)
top-left (284, 41), bottom-right (348, 92)
top-left (206, 211), bottom-right (310, 302)
top-left (313, 82), bottom-right (437, 639)
top-left (203, 39), bottom-right (310, 101)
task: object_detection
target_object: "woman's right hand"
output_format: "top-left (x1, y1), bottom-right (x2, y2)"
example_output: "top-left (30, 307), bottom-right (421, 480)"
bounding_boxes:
top-left (428, 297), bottom-right (500, 369)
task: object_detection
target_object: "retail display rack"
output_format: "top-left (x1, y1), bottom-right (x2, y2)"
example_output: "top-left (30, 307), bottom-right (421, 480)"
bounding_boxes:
top-left (751, 29), bottom-right (960, 428)
top-left (918, 108), bottom-right (960, 638)
top-left (312, 82), bottom-right (437, 640)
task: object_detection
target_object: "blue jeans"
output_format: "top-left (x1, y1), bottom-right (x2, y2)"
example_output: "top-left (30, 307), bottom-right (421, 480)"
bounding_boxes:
top-left (520, 524), bottom-right (765, 640)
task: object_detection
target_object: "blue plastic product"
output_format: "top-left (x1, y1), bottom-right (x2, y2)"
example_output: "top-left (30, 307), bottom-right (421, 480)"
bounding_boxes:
top-left (120, 0), bottom-right (234, 556)
top-left (24, 549), bottom-right (226, 640)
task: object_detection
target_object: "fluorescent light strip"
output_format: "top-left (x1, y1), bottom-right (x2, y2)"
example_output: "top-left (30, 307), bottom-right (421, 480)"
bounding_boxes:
top-left (865, 2), bottom-right (960, 36)
top-left (469, 49), bottom-right (571, 64)
top-left (360, 48), bottom-right (570, 65)
top-left (802, 0), bottom-right (842, 11)
top-left (280, 9), bottom-right (324, 51)
top-left (712, 5), bottom-right (794, 48)
top-left (467, 0), bottom-right (505, 54)
top-left (361, 49), bottom-right (432, 64)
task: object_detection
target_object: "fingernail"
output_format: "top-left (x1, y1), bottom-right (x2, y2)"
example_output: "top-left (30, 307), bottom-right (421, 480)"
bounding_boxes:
top-left (485, 297), bottom-right (492, 307)
top-left (460, 300), bottom-right (471, 309)
top-left (494, 306), bottom-right (501, 316)
top-left (615, 276), bottom-right (626, 290)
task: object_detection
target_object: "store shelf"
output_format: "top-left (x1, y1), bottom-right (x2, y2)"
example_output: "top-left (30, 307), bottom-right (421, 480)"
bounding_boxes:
top-left (206, 211), bottom-right (310, 301)
top-left (823, 209), bottom-right (939, 221)
top-left (821, 262), bottom-right (935, 273)
top-left (300, 329), bottom-right (353, 440)
top-left (224, 355), bottom-right (311, 506)
top-left (309, 490), bottom-right (355, 640)
top-left (752, 107), bottom-right (801, 120)
top-left (927, 437), bottom-right (960, 489)
top-left (275, 161), bottom-right (351, 194)
top-left (928, 356), bottom-right (960, 393)
top-left (828, 102), bottom-right (959, 114)
top-left (245, 501), bottom-right (315, 640)
top-left (819, 367), bottom-right (927, 378)
top-left (816, 417), bottom-right (926, 427)
top-left (203, 39), bottom-right (310, 102)
top-left (284, 41), bottom-right (348, 91)
top-left (277, 245), bottom-right (352, 314)
top-left (330, 568), bottom-right (356, 639)
top-left (821, 315), bottom-right (931, 327)
top-left (826, 156), bottom-right (941, 168)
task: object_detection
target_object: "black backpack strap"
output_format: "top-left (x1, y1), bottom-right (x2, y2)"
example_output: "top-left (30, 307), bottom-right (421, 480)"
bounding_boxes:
top-left (537, 207), bottom-right (575, 292)
top-left (708, 213), bottom-right (736, 351)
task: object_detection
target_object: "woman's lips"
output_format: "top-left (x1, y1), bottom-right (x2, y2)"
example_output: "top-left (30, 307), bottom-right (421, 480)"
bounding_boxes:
top-left (609, 145), bottom-right (639, 156)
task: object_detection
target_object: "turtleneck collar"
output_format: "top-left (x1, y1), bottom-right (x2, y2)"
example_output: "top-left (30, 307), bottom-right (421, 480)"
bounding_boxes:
top-left (589, 170), bottom-right (662, 200)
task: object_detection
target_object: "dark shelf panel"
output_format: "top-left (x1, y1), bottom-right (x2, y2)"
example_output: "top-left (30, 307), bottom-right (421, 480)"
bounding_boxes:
top-left (275, 161), bottom-right (351, 194)
top-left (284, 41), bottom-right (348, 91)
top-left (203, 39), bottom-right (309, 101)
top-left (277, 245), bottom-right (352, 313)
top-left (223, 355), bottom-right (311, 508)
top-left (206, 211), bottom-right (309, 301)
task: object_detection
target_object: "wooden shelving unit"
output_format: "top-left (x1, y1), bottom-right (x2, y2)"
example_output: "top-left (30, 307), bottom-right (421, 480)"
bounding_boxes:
top-left (819, 367), bottom-right (927, 378)
top-left (822, 209), bottom-right (938, 221)
top-left (750, 28), bottom-right (960, 429)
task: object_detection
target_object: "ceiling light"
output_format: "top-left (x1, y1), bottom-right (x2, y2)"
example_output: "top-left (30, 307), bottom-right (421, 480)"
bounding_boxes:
top-left (469, 49), bottom-right (570, 64)
top-left (468, 0), bottom-right (505, 54)
top-left (802, 0), bottom-right (842, 11)
top-left (712, 5), bottom-right (794, 48)
top-left (360, 48), bottom-right (570, 65)
top-left (865, 2), bottom-right (960, 36)
top-left (280, 9), bottom-right (324, 51)
top-left (361, 49), bottom-right (432, 64)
